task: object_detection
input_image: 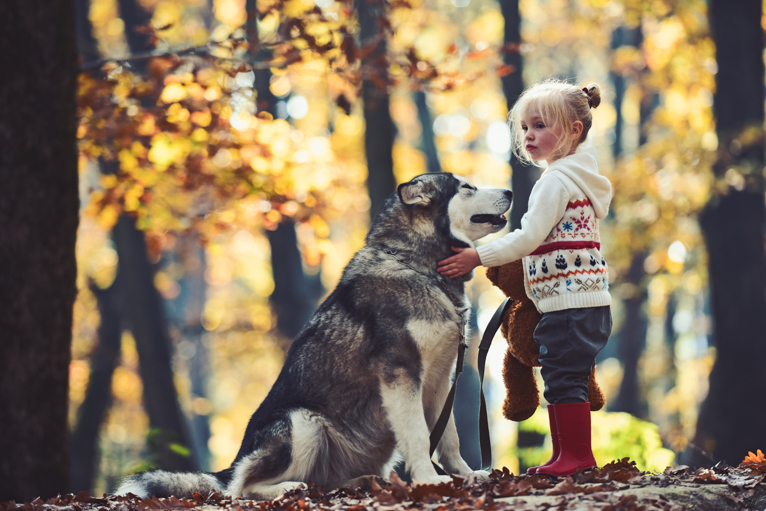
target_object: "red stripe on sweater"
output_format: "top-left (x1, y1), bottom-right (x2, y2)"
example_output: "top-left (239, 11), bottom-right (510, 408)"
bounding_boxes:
top-left (567, 199), bottom-right (592, 209)
top-left (529, 240), bottom-right (601, 256)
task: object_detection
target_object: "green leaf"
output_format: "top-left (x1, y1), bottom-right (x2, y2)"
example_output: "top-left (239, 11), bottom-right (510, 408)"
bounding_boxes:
top-left (169, 442), bottom-right (192, 457)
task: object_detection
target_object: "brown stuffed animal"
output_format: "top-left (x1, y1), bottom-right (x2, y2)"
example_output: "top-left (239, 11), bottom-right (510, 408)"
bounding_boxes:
top-left (486, 259), bottom-right (606, 422)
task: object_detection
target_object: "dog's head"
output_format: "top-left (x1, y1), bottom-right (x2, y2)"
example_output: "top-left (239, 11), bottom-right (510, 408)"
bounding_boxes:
top-left (397, 173), bottom-right (512, 246)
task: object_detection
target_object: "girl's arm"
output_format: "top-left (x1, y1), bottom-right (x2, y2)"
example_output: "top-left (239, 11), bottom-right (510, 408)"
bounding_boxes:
top-left (475, 175), bottom-right (569, 267)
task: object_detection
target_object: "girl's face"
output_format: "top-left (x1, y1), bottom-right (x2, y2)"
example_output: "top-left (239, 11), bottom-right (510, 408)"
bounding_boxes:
top-left (520, 109), bottom-right (572, 163)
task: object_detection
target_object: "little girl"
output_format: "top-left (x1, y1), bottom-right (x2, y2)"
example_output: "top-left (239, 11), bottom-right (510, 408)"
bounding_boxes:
top-left (438, 79), bottom-right (612, 477)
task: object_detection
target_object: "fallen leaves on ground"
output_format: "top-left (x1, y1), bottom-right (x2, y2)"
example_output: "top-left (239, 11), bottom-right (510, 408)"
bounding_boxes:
top-left (2, 459), bottom-right (765, 511)
top-left (741, 449), bottom-right (766, 474)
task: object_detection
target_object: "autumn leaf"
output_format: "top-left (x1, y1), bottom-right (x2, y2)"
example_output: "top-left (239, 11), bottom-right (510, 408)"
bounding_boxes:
top-left (740, 449), bottom-right (766, 474)
top-left (693, 468), bottom-right (719, 483)
top-left (496, 64), bottom-right (515, 77)
top-left (742, 449), bottom-right (765, 464)
top-left (134, 24), bottom-right (155, 35)
top-left (465, 48), bottom-right (491, 60)
top-left (389, 471), bottom-right (410, 502)
top-left (499, 42), bottom-right (521, 54)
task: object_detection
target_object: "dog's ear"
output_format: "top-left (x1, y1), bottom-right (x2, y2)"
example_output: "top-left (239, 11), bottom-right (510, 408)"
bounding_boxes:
top-left (398, 180), bottom-right (430, 206)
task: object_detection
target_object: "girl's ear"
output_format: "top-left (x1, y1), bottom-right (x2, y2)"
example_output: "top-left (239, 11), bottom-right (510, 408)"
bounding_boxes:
top-left (572, 120), bottom-right (584, 139)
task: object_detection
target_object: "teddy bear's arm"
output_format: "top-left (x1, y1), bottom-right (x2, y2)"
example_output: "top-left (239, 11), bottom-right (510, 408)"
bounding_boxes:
top-left (485, 266), bottom-right (500, 287)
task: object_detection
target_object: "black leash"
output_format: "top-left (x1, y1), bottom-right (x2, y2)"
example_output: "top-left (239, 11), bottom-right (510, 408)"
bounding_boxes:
top-left (477, 297), bottom-right (511, 470)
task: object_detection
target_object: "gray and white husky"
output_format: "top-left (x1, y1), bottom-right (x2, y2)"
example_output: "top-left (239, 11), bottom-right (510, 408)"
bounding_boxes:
top-left (115, 173), bottom-right (512, 500)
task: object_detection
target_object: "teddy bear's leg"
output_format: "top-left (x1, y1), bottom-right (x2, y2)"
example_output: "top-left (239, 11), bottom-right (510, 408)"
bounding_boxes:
top-left (502, 351), bottom-right (540, 422)
top-left (587, 366), bottom-right (606, 411)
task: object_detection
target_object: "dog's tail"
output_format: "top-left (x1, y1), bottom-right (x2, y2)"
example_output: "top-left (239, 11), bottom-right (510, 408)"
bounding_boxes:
top-left (113, 469), bottom-right (228, 499)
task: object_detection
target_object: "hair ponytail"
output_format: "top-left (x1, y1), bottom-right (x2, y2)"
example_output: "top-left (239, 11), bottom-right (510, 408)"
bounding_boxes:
top-left (582, 83), bottom-right (601, 109)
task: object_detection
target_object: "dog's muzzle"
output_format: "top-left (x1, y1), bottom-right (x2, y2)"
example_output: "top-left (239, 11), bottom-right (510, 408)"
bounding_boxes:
top-left (471, 214), bottom-right (507, 227)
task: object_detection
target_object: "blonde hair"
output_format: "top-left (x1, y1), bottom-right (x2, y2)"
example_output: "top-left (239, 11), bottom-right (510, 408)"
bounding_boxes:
top-left (508, 79), bottom-right (601, 165)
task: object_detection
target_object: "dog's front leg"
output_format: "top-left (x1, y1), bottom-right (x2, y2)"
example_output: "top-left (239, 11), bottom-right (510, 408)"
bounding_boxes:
top-left (434, 413), bottom-right (472, 474)
top-left (380, 377), bottom-right (452, 485)
top-left (435, 414), bottom-right (490, 480)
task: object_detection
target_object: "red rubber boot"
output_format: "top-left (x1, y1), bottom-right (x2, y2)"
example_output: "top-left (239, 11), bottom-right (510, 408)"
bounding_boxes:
top-left (526, 405), bottom-right (559, 474)
top-left (537, 402), bottom-right (597, 477)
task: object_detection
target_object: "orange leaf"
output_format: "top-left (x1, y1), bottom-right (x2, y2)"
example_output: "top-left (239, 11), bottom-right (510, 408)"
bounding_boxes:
top-left (466, 48), bottom-right (491, 60)
top-left (496, 64), bottom-right (515, 77)
top-left (500, 42), bottom-right (521, 53)
top-left (743, 449), bottom-right (765, 464)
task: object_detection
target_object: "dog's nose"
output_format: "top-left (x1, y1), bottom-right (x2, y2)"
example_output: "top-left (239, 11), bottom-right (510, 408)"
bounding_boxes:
top-left (504, 190), bottom-right (513, 201)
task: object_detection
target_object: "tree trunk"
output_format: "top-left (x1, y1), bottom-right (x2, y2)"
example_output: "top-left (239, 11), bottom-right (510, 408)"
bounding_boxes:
top-left (692, 0), bottom-right (766, 466)
top-left (70, 279), bottom-right (123, 493)
top-left (75, 0), bottom-right (99, 63)
top-left (267, 224), bottom-right (318, 340)
top-left (165, 233), bottom-right (211, 470)
top-left (611, 253), bottom-right (648, 417)
top-left (357, 0), bottom-right (396, 221)
top-left (499, 0), bottom-right (537, 231)
top-left (414, 91), bottom-right (442, 174)
top-left (0, 0), bottom-right (79, 501)
top-left (112, 216), bottom-right (197, 471)
top-left (663, 292), bottom-right (678, 392)
top-left (119, 0), bottom-right (153, 54)
top-left (609, 26), bottom-right (627, 159)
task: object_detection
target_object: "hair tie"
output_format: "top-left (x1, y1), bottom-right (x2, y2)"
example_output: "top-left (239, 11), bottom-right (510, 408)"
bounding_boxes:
top-left (582, 87), bottom-right (592, 108)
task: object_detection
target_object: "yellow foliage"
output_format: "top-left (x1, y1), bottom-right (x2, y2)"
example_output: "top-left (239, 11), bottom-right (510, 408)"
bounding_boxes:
top-left (160, 83), bottom-right (188, 103)
top-left (97, 204), bottom-right (120, 230)
top-left (148, 133), bottom-right (189, 171)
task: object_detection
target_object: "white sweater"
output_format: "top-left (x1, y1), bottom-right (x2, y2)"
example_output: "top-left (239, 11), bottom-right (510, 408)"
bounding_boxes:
top-left (477, 153), bottom-right (612, 313)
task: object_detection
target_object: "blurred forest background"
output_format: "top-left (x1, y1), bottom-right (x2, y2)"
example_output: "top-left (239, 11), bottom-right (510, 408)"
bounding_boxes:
top-left (2, 0), bottom-right (766, 503)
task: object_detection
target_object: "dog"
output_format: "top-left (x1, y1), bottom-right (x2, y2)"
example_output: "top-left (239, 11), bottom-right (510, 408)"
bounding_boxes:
top-left (115, 173), bottom-right (512, 500)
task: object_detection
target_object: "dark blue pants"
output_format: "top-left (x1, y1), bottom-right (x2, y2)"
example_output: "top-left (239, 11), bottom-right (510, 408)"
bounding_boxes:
top-left (534, 306), bottom-right (612, 404)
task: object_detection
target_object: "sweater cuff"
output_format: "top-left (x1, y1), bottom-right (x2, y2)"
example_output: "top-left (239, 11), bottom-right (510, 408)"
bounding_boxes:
top-left (476, 243), bottom-right (502, 268)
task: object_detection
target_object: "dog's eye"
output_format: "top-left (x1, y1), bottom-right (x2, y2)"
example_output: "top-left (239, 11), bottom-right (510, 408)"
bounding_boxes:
top-left (461, 184), bottom-right (473, 191)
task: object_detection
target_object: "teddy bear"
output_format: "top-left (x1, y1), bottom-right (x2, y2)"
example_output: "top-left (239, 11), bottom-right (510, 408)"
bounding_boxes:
top-left (485, 259), bottom-right (606, 422)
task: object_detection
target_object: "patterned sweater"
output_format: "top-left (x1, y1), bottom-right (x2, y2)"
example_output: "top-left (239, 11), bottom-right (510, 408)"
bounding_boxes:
top-left (476, 153), bottom-right (612, 313)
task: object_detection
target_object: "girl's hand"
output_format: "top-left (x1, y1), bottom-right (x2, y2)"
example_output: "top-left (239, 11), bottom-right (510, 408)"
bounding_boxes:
top-left (437, 247), bottom-right (481, 278)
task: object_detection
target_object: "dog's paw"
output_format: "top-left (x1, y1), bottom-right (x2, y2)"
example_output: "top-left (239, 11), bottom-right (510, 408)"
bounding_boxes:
top-left (465, 470), bottom-right (491, 482)
top-left (412, 475), bottom-right (453, 486)
top-left (271, 482), bottom-right (306, 500)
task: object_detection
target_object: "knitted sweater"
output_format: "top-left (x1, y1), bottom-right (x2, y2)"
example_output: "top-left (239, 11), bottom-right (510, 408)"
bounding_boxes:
top-left (476, 153), bottom-right (612, 313)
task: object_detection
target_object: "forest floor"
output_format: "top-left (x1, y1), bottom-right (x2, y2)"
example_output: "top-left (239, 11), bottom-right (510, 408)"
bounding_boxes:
top-left (2, 459), bottom-right (766, 511)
